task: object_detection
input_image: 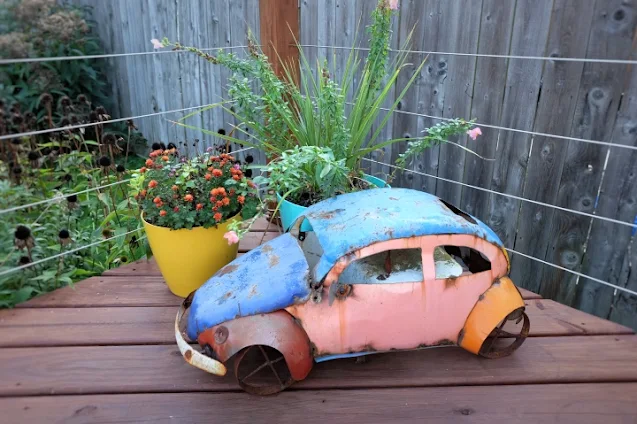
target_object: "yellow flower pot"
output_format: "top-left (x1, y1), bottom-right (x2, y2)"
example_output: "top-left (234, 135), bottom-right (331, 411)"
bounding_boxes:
top-left (142, 213), bottom-right (241, 298)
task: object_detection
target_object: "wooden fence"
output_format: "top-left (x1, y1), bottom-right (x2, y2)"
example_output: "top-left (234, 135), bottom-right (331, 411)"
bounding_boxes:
top-left (81, 0), bottom-right (637, 329)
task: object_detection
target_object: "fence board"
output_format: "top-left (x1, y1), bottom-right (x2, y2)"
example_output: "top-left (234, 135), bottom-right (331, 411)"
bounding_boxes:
top-left (541, 0), bottom-right (637, 305)
top-left (459, 0), bottom-right (515, 220)
top-left (510, 0), bottom-right (596, 293)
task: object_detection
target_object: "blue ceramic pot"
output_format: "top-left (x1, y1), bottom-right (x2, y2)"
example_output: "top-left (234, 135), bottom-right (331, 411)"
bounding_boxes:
top-left (277, 174), bottom-right (390, 231)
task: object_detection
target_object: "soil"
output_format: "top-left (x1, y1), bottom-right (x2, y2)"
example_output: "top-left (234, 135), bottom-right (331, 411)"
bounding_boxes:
top-left (293, 177), bottom-right (373, 207)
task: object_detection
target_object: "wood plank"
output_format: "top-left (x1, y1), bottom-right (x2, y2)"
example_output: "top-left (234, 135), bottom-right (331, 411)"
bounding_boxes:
top-left (1, 335), bottom-right (635, 396)
top-left (260, 0), bottom-right (299, 81)
top-left (1, 298), bottom-right (631, 348)
top-left (487, 0), bottom-right (553, 248)
top-left (510, 0), bottom-right (596, 293)
top-left (19, 273), bottom-right (541, 308)
top-left (459, 0), bottom-right (515, 219)
top-left (540, 0), bottom-right (637, 305)
top-left (4, 384), bottom-right (637, 423)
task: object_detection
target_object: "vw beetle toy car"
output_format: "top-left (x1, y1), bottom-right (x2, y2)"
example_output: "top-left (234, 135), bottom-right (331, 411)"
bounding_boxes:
top-left (175, 188), bottom-right (530, 394)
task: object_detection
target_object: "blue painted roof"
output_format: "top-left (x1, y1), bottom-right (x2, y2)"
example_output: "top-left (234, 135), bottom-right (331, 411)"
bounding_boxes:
top-left (299, 188), bottom-right (504, 282)
top-left (186, 233), bottom-right (311, 339)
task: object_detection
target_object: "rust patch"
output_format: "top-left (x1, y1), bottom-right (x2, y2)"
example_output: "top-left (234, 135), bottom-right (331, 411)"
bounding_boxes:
top-left (362, 344), bottom-right (377, 352)
top-left (248, 285), bottom-right (258, 298)
top-left (478, 293), bottom-right (485, 301)
top-left (535, 300), bottom-right (545, 310)
top-left (315, 208), bottom-right (345, 219)
top-left (184, 350), bottom-right (193, 361)
top-left (217, 264), bottom-right (239, 276)
top-left (389, 196), bottom-right (399, 200)
top-left (444, 278), bottom-right (458, 290)
top-left (457, 329), bottom-right (465, 346)
top-left (225, 291), bottom-right (232, 298)
top-left (262, 244), bottom-right (273, 253)
top-left (268, 253), bottom-right (280, 267)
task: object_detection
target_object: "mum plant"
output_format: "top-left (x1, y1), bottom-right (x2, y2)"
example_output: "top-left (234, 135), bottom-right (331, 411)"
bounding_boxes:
top-left (135, 147), bottom-right (260, 237)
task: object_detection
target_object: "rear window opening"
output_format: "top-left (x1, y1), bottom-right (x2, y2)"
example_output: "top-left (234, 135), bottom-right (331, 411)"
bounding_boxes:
top-left (338, 248), bottom-right (423, 284)
top-left (439, 199), bottom-right (477, 225)
top-left (435, 246), bottom-right (491, 279)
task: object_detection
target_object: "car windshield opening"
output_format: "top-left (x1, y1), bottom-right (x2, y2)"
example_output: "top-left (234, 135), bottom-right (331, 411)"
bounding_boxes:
top-left (337, 248), bottom-right (423, 284)
top-left (435, 245), bottom-right (491, 279)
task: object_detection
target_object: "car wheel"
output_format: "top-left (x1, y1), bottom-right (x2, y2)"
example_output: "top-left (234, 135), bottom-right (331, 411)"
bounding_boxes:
top-left (478, 307), bottom-right (530, 359)
top-left (233, 344), bottom-right (294, 395)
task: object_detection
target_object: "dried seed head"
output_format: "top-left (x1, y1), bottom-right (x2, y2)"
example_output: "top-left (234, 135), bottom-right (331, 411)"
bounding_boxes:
top-left (18, 256), bottom-right (31, 265)
top-left (151, 142), bottom-right (161, 150)
top-left (76, 94), bottom-right (88, 104)
top-left (88, 111), bottom-right (98, 122)
top-left (98, 156), bottom-right (111, 167)
top-left (11, 113), bottom-right (23, 126)
top-left (59, 96), bottom-right (71, 107)
top-left (28, 150), bottom-right (39, 161)
top-left (62, 173), bottom-right (72, 182)
top-left (14, 225), bottom-right (31, 241)
top-left (67, 194), bottom-right (78, 203)
top-left (58, 229), bottom-right (72, 245)
top-left (102, 133), bottom-right (117, 145)
top-left (11, 138), bottom-right (21, 145)
top-left (126, 119), bottom-right (137, 130)
top-left (102, 228), bottom-right (113, 238)
top-left (69, 114), bottom-right (80, 125)
top-left (58, 117), bottom-right (70, 127)
top-left (245, 154), bottom-right (254, 164)
top-left (116, 164), bottom-right (125, 173)
top-left (24, 112), bottom-right (36, 126)
top-left (12, 166), bottom-right (22, 175)
top-left (95, 106), bottom-right (107, 115)
top-left (39, 93), bottom-right (53, 106)
top-left (159, 142), bottom-right (166, 150)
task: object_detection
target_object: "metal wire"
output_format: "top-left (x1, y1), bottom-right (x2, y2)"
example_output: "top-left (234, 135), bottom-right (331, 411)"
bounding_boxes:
top-left (363, 158), bottom-right (637, 297)
top-left (504, 248), bottom-right (637, 297)
top-left (0, 103), bottom-right (220, 141)
top-left (0, 229), bottom-right (145, 277)
top-left (363, 158), bottom-right (637, 230)
top-left (0, 179), bottom-right (131, 216)
top-left (351, 103), bottom-right (637, 153)
top-left (0, 45), bottom-right (252, 65)
top-left (299, 44), bottom-right (637, 65)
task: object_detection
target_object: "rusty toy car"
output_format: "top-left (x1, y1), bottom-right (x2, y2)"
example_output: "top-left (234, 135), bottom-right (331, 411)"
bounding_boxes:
top-left (175, 188), bottom-right (530, 394)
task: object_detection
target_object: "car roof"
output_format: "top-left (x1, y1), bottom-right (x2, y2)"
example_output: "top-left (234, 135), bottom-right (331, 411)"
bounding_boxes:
top-left (297, 188), bottom-right (504, 282)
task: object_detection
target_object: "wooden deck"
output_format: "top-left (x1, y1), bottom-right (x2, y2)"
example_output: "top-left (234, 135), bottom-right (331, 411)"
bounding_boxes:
top-left (1, 219), bottom-right (637, 423)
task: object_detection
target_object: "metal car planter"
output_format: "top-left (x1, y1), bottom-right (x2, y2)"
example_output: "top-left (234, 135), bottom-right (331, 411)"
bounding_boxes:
top-left (175, 188), bottom-right (530, 395)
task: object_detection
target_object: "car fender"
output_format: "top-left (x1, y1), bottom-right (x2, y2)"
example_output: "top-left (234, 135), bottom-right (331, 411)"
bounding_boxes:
top-left (197, 310), bottom-right (314, 381)
top-left (458, 277), bottom-right (525, 355)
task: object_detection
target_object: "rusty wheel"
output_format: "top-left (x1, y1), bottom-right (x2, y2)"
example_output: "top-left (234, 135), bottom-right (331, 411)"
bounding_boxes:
top-left (233, 345), bottom-right (294, 395)
top-left (478, 307), bottom-right (530, 359)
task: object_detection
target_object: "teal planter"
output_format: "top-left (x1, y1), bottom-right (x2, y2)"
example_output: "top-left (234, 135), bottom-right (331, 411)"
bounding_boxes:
top-left (277, 174), bottom-right (390, 231)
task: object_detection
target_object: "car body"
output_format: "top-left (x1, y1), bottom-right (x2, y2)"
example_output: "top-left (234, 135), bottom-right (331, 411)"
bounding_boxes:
top-left (175, 188), bottom-right (529, 394)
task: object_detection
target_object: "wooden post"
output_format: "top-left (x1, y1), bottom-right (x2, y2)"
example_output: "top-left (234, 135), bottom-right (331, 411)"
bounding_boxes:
top-left (259, 0), bottom-right (300, 83)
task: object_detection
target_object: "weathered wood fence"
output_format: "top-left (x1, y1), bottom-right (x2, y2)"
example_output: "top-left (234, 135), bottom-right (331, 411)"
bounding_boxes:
top-left (81, 0), bottom-right (637, 329)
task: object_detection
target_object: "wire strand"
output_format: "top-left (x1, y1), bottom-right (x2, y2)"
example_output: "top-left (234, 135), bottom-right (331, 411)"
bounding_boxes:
top-left (504, 248), bottom-right (637, 297)
top-left (0, 45), bottom-right (252, 65)
top-left (0, 103), bottom-right (220, 141)
top-left (0, 179), bottom-right (131, 216)
top-left (350, 103), bottom-right (637, 152)
top-left (363, 158), bottom-right (637, 229)
top-left (299, 44), bottom-right (637, 65)
top-left (0, 229), bottom-right (145, 277)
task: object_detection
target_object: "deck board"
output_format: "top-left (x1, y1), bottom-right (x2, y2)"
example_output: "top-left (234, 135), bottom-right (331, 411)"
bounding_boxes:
top-left (3, 384), bottom-right (636, 424)
top-left (2, 220), bottom-right (636, 423)
top-left (1, 298), bottom-right (632, 347)
top-left (2, 335), bottom-right (636, 396)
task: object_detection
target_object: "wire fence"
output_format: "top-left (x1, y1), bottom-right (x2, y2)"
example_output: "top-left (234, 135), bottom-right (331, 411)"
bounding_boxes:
top-left (2, 39), bottom-right (636, 301)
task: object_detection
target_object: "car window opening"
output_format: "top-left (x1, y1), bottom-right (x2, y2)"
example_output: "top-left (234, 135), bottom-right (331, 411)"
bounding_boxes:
top-left (435, 245), bottom-right (491, 279)
top-left (439, 199), bottom-right (478, 225)
top-left (337, 248), bottom-right (423, 285)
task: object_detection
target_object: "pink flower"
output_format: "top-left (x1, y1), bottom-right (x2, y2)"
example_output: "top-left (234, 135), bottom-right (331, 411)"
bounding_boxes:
top-left (223, 231), bottom-right (240, 245)
top-left (151, 38), bottom-right (164, 49)
top-left (388, 0), bottom-right (399, 10)
top-left (233, 163), bottom-right (241, 170)
top-left (467, 127), bottom-right (482, 140)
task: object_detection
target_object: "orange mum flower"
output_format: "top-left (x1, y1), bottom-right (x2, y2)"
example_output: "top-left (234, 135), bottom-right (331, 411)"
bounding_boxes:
top-left (173, 206), bottom-right (180, 212)
top-left (222, 197), bottom-right (230, 206)
top-left (140, 167), bottom-right (147, 174)
top-left (153, 196), bottom-right (162, 204)
top-left (155, 201), bottom-right (164, 208)
top-left (238, 195), bottom-right (245, 205)
top-left (217, 187), bottom-right (226, 196)
top-left (216, 200), bottom-right (224, 208)
top-left (145, 159), bottom-right (154, 167)
top-left (205, 173), bottom-right (212, 181)
top-left (140, 189), bottom-right (147, 197)
top-left (214, 212), bottom-right (223, 222)
top-left (159, 210), bottom-right (167, 217)
top-left (184, 194), bottom-right (194, 202)
top-left (196, 203), bottom-right (204, 211)
top-left (162, 155), bottom-right (169, 161)
top-left (212, 206), bottom-right (219, 212)
top-left (229, 189), bottom-right (236, 196)
top-left (232, 175), bottom-right (240, 181)
top-left (212, 169), bottom-right (223, 177)
top-left (172, 185), bottom-right (178, 191)
top-left (148, 180), bottom-right (158, 189)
